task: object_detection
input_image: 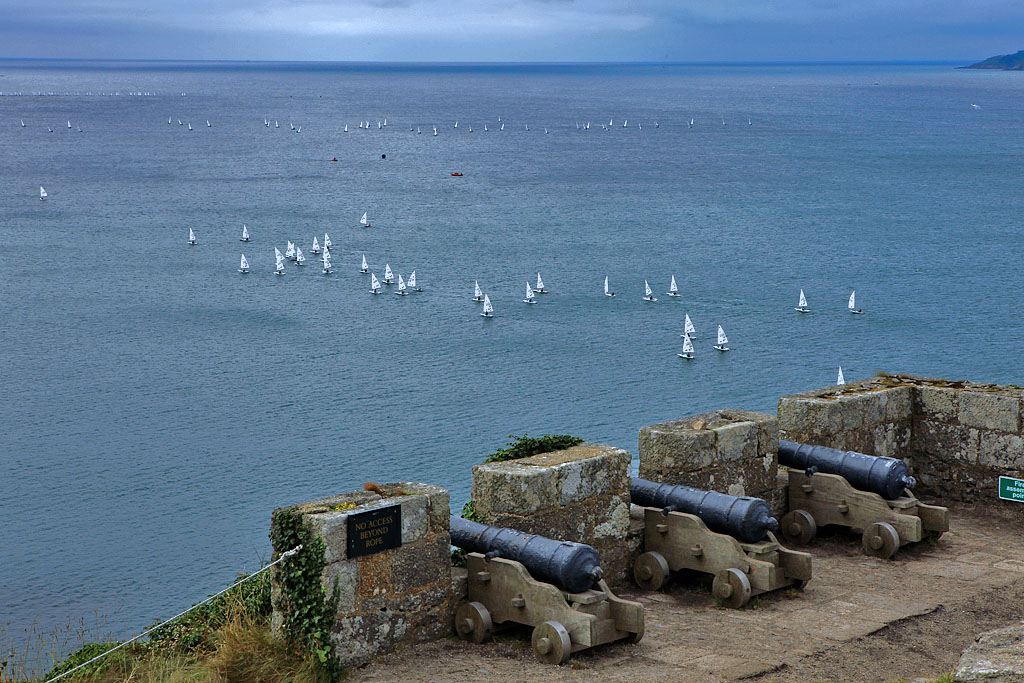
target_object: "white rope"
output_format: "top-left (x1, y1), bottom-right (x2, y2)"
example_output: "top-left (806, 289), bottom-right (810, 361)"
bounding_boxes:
top-left (45, 545), bottom-right (302, 683)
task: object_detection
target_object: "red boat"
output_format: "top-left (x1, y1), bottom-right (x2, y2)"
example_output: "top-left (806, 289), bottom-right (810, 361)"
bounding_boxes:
top-left (451, 172), bottom-right (463, 177)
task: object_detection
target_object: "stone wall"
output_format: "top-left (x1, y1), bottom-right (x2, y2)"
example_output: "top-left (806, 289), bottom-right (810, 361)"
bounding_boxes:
top-left (778, 375), bottom-right (1024, 500)
top-left (637, 409), bottom-right (782, 513)
top-left (470, 442), bottom-right (632, 586)
top-left (272, 482), bottom-right (455, 669)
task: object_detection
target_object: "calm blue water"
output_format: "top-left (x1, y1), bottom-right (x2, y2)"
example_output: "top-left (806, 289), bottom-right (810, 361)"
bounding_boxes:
top-left (2, 61), bottom-right (1023, 647)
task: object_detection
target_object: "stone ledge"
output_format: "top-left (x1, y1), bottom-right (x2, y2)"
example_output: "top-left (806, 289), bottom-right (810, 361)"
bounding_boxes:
top-left (955, 622), bottom-right (1024, 683)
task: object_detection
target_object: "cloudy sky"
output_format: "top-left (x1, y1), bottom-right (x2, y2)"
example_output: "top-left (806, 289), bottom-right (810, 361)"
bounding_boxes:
top-left (1, 0), bottom-right (1022, 62)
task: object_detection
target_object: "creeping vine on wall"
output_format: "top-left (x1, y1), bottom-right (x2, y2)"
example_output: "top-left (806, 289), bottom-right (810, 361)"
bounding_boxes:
top-left (270, 506), bottom-right (342, 682)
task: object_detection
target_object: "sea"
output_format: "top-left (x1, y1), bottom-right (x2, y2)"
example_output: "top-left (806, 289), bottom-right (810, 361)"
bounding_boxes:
top-left (2, 60), bottom-right (1023, 654)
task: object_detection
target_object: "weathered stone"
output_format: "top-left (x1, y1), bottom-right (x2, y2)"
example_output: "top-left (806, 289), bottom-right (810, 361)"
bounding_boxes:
top-left (959, 391), bottom-right (1021, 433)
top-left (977, 433), bottom-right (1024, 470)
top-left (639, 418), bottom-right (717, 471)
top-left (915, 385), bottom-right (960, 423)
top-left (272, 483), bottom-right (453, 669)
top-left (954, 623), bottom-right (1024, 683)
top-left (716, 420), bottom-right (759, 463)
top-left (913, 419), bottom-right (979, 464)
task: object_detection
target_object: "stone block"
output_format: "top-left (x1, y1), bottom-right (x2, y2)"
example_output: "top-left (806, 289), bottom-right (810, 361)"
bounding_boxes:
top-left (272, 482), bottom-right (453, 669)
top-left (914, 385), bottom-right (959, 423)
top-left (954, 623), bottom-right (1024, 683)
top-left (913, 418), bottom-right (979, 464)
top-left (471, 442), bottom-right (632, 587)
top-left (639, 418), bottom-right (717, 471)
top-left (958, 391), bottom-right (1021, 433)
top-left (978, 432), bottom-right (1024, 470)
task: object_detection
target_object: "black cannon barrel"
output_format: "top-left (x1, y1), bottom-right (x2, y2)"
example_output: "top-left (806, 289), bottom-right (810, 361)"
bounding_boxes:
top-left (450, 517), bottom-right (603, 593)
top-left (778, 440), bottom-right (916, 500)
top-left (630, 478), bottom-right (779, 543)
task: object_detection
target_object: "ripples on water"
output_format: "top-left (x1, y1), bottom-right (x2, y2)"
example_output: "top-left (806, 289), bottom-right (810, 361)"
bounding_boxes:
top-left (1, 61), bottom-right (1022, 642)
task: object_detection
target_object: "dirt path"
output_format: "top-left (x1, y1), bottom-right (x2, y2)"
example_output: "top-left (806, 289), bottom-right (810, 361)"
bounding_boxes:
top-left (353, 502), bottom-right (1024, 683)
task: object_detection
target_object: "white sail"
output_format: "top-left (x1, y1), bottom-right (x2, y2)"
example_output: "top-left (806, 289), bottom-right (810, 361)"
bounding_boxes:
top-left (408, 271), bottom-right (417, 288)
top-left (717, 325), bottom-right (729, 345)
top-left (536, 272), bottom-right (545, 290)
top-left (67, 120), bottom-right (71, 128)
top-left (384, 263), bottom-right (394, 281)
top-left (188, 228), bottom-right (196, 244)
top-left (361, 254), bottom-right (368, 271)
top-left (296, 247), bottom-right (305, 264)
top-left (241, 225), bottom-right (249, 241)
top-left (604, 276), bottom-right (610, 295)
top-left (285, 241), bottom-right (295, 259)
top-left (370, 273), bottom-right (381, 290)
top-left (360, 211), bottom-right (369, 227)
top-left (482, 294), bottom-right (493, 316)
top-left (312, 236), bottom-right (320, 253)
top-left (668, 275), bottom-right (678, 294)
top-left (397, 274), bottom-right (407, 292)
top-left (848, 291), bottom-right (856, 310)
top-left (324, 233), bottom-right (332, 249)
top-left (39, 186), bottom-right (47, 199)
top-left (525, 282), bottom-right (535, 300)
top-left (322, 252), bottom-right (332, 273)
top-left (682, 335), bottom-right (694, 355)
top-left (474, 281), bottom-right (483, 300)
top-left (275, 255), bottom-right (285, 274)
top-left (837, 367), bottom-right (846, 385)
top-left (798, 289), bottom-right (808, 308)
top-left (644, 280), bottom-right (653, 297)
top-left (206, 120), bottom-right (211, 127)
top-left (274, 247), bottom-right (284, 261)
top-left (239, 254), bottom-right (249, 272)
top-left (684, 314), bottom-right (696, 336)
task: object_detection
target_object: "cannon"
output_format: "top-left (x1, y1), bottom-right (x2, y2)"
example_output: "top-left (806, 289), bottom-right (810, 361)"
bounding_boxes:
top-left (778, 440), bottom-right (949, 559)
top-left (630, 478), bottom-right (779, 543)
top-left (630, 480), bottom-right (812, 608)
top-left (451, 517), bottom-right (644, 664)
top-left (779, 440), bottom-right (916, 500)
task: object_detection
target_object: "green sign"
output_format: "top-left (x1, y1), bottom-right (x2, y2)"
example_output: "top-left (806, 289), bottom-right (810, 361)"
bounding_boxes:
top-left (998, 476), bottom-right (1024, 503)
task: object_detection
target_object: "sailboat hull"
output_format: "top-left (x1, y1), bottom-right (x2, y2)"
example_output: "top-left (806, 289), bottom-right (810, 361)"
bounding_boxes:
top-left (667, 292), bottom-right (680, 297)
top-left (713, 346), bottom-right (729, 352)
top-left (396, 291), bottom-right (409, 296)
top-left (238, 269), bottom-right (249, 274)
top-left (523, 299), bottom-right (537, 304)
top-left (677, 353), bottom-right (693, 359)
top-left (413, 287), bottom-right (423, 292)
top-left (605, 293), bottom-right (615, 297)
top-left (643, 296), bottom-right (657, 302)
top-left (794, 307), bottom-right (811, 313)
top-left (850, 310), bottom-right (864, 314)
top-left (472, 296), bottom-right (484, 302)
top-left (480, 312), bottom-right (493, 317)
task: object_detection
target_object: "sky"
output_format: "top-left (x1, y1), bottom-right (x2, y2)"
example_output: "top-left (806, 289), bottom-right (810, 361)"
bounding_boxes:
top-left (0, 0), bottom-right (1022, 62)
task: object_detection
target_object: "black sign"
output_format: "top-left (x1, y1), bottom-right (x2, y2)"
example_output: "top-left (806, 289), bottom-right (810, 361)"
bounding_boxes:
top-left (347, 504), bottom-right (402, 558)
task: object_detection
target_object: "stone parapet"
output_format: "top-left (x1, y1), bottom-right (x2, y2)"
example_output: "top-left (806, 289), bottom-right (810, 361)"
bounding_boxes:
top-left (778, 375), bottom-right (1024, 500)
top-left (471, 442), bottom-right (632, 586)
top-left (637, 409), bottom-right (782, 513)
top-left (272, 482), bottom-right (455, 669)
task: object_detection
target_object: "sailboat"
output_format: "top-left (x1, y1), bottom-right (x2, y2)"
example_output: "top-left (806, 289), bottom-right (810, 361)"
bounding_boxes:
top-left (682, 314), bottom-right (696, 338)
top-left (454, 121), bottom-right (458, 128)
top-left (240, 225), bottom-right (250, 242)
top-left (321, 250), bottom-right (332, 274)
top-left (848, 291), bottom-right (863, 314)
top-left (369, 273), bottom-right (381, 294)
top-left (178, 119), bottom-right (182, 125)
top-left (188, 228), bottom-right (197, 245)
top-left (323, 233), bottom-right (332, 250)
top-left (523, 282), bottom-right (537, 304)
top-left (604, 276), bottom-right (615, 297)
top-left (187, 122), bottom-right (193, 131)
top-left (472, 281), bottom-right (484, 302)
top-left (274, 248), bottom-right (286, 275)
top-left (360, 212), bottom-right (371, 228)
top-left (484, 124), bottom-right (488, 132)
top-left (206, 120), bottom-right (211, 127)
top-left (534, 273), bottom-right (547, 293)
top-left (500, 123), bottom-right (504, 131)
top-left (285, 241), bottom-right (296, 260)
top-left (795, 289), bottom-right (811, 313)
top-left (481, 294), bottom-right (494, 317)
top-left (396, 273), bottom-right (409, 295)
top-left (311, 236), bottom-right (320, 255)
top-left (409, 270), bottom-right (422, 292)
top-left (168, 117), bottom-right (172, 124)
top-left (433, 127), bottom-right (438, 136)
top-left (383, 263), bottom-right (394, 284)
top-left (67, 120), bottom-right (71, 129)
top-left (678, 335), bottom-right (694, 359)
top-left (360, 254), bottom-right (368, 273)
top-left (239, 254), bottom-right (250, 274)
top-left (295, 247), bottom-right (306, 266)
top-left (344, 124), bottom-right (348, 132)
top-left (667, 275), bottom-right (680, 297)
top-left (837, 367), bottom-right (846, 385)
top-left (713, 325), bottom-right (730, 352)
top-left (39, 186), bottom-right (47, 200)
top-left (643, 280), bottom-right (657, 302)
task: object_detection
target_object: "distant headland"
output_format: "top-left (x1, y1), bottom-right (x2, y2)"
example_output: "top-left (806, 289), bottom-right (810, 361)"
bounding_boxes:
top-left (962, 50), bottom-right (1024, 70)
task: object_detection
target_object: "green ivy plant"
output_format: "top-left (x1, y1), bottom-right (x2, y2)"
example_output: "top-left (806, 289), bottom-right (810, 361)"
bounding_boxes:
top-left (270, 507), bottom-right (342, 682)
top-left (483, 433), bottom-right (584, 463)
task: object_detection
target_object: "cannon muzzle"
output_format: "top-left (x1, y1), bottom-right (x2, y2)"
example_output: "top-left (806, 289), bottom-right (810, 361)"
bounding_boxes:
top-left (630, 478), bottom-right (778, 543)
top-left (778, 440), bottom-right (915, 500)
top-left (450, 517), bottom-right (603, 593)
